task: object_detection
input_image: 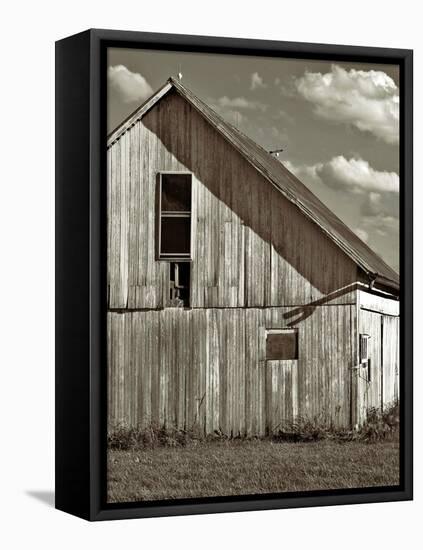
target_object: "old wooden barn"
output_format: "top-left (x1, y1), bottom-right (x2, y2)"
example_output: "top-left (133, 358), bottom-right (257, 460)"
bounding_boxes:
top-left (107, 77), bottom-right (400, 436)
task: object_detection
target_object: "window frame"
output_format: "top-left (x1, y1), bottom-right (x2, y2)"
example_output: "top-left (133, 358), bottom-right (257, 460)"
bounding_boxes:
top-left (265, 328), bottom-right (299, 361)
top-left (157, 171), bottom-right (193, 261)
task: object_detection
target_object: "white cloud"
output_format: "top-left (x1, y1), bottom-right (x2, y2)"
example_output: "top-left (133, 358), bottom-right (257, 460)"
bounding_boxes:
top-left (361, 211), bottom-right (399, 238)
top-left (250, 72), bottom-right (267, 90)
top-left (284, 160), bottom-right (322, 187)
top-left (354, 228), bottom-right (369, 243)
top-left (294, 64), bottom-right (399, 144)
top-left (316, 156), bottom-right (399, 194)
top-left (284, 156), bottom-right (399, 267)
top-left (216, 96), bottom-right (266, 111)
top-left (285, 156), bottom-right (399, 195)
top-left (217, 96), bottom-right (251, 108)
top-left (220, 109), bottom-right (245, 126)
top-left (360, 191), bottom-right (399, 240)
top-left (361, 191), bottom-right (398, 217)
top-left (210, 96), bottom-right (267, 128)
top-left (108, 65), bottom-right (153, 104)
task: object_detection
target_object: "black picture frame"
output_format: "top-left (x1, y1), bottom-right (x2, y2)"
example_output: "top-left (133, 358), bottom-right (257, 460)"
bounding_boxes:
top-left (55, 28), bottom-right (413, 521)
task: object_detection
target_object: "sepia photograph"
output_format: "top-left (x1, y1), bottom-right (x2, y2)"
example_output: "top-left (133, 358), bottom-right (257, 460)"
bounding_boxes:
top-left (106, 46), bottom-right (400, 504)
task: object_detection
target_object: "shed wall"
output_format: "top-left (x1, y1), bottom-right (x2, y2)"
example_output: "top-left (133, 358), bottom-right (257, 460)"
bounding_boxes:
top-left (355, 295), bottom-right (400, 426)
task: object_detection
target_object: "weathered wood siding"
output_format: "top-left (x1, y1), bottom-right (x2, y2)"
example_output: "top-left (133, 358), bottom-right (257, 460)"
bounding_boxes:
top-left (358, 289), bottom-right (399, 316)
top-left (107, 90), bottom-right (400, 435)
top-left (355, 298), bottom-right (400, 425)
top-left (108, 305), bottom-right (356, 435)
top-left (107, 90), bottom-right (358, 310)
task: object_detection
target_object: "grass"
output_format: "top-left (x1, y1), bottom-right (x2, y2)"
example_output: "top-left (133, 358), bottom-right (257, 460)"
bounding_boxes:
top-left (107, 438), bottom-right (399, 503)
top-left (107, 403), bottom-right (400, 503)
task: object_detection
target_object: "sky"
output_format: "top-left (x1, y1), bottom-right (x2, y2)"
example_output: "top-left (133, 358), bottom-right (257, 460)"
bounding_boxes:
top-left (108, 48), bottom-right (400, 272)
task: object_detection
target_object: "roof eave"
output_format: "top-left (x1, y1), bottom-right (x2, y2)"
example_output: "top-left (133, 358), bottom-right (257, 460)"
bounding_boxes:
top-left (374, 274), bottom-right (400, 294)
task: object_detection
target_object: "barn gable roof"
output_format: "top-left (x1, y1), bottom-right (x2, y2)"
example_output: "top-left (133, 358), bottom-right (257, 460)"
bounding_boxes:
top-left (108, 77), bottom-right (399, 292)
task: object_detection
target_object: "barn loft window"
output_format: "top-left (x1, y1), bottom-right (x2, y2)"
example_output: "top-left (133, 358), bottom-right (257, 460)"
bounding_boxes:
top-left (359, 333), bottom-right (371, 381)
top-left (266, 329), bottom-right (298, 360)
top-left (158, 173), bottom-right (192, 260)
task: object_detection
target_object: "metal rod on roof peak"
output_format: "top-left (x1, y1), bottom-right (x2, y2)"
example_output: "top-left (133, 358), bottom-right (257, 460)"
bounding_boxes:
top-left (269, 148), bottom-right (284, 157)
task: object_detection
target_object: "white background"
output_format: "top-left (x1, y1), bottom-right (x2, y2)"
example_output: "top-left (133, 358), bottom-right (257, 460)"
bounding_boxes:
top-left (0, 1), bottom-right (420, 548)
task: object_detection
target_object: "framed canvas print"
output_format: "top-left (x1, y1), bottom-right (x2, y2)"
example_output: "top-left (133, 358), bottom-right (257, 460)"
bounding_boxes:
top-left (55, 29), bottom-right (413, 521)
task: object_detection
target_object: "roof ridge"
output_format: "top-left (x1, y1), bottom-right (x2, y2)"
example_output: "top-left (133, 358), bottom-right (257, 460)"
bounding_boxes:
top-left (107, 79), bottom-right (173, 144)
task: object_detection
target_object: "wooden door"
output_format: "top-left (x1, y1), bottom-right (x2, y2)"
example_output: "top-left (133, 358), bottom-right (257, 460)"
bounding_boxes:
top-left (265, 360), bottom-right (299, 434)
top-left (357, 310), bottom-right (400, 425)
top-left (382, 315), bottom-right (400, 407)
top-left (357, 310), bottom-right (383, 423)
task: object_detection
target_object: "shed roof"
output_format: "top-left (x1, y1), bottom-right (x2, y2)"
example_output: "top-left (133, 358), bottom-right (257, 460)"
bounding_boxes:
top-left (108, 77), bottom-right (399, 292)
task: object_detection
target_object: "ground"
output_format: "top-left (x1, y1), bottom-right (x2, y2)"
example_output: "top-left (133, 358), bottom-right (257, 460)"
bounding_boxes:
top-left (107, 439), bottom-right (400, 503)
